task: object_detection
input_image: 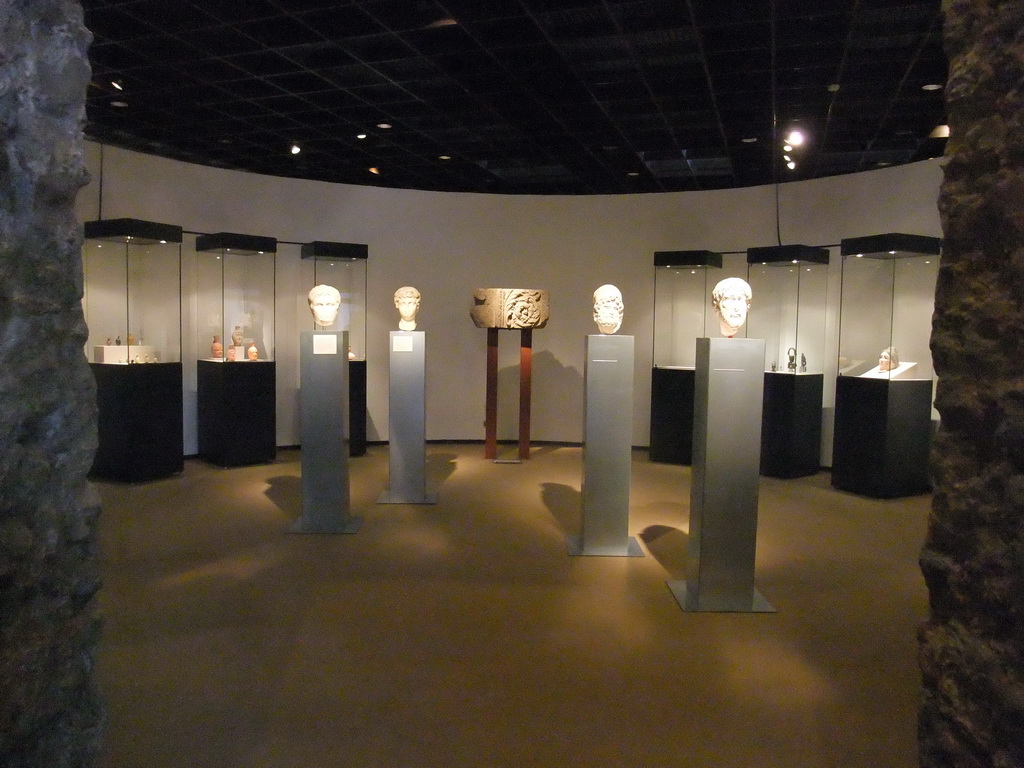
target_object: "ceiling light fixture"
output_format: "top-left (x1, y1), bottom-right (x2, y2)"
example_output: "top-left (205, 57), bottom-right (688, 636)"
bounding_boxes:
top-left (922, 83), bottom-right (943, 91)
top-left (357, 133), bottom-right (367, 140)
top-left (369, 167), bottom-right (380, 175)
top-left (377, 123), bottom-right (392, 129)
top-left (827, 83), bottom-right (840, 93)
top-left (627, 171), bottom-right (640, 176)
top-left (786, 130), bottom-right (805, 146)
top-left (741, 137), bottom-right (757, 143)
top-left (439, 155), bottom-right (451, 160)
top-left (290, 144), bottom-right (301, 155)
top-left (929, 124), bottom-right (950, 138)
top-left (783, 144), bottom-right (793, 152)
top-left (111, 100), bottom-right (128, 108)
top-left (786, 161), bottom-right (796, 170)
top-left (111, 80), bottom-right (124, 91)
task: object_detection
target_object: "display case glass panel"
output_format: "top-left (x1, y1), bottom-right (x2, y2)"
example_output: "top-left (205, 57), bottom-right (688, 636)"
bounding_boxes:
top-left (303, 241), bottom-right (368, 360)
top-left (82, 220), bottom-right (182, 364)
top-left (195, 233), bottom-right (277, 363)
top-left (745, 245), bottom-right (829, 374)
top-left (837, 248), bottom-right (938, 385)
top-left (653, 251), bottom-right (723, 368)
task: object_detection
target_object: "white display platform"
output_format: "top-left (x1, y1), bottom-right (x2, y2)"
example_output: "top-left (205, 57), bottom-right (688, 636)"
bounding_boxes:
top-left (94, 344), bottom-right (156, 363)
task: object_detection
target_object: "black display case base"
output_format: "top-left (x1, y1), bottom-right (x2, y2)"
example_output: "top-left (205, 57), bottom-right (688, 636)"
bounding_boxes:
top-left (197, 359), bottom-right (276, 466)
top-left (761, 372), bottom-right (823, 478)
top-left (649, 366), bottom-right (695, 464)
top-left (91, 362), bottom-right (184, 482)
top-left (349, 359), bottom-right (366, 457)
top-left (831, 376), bottom-right (933, 498)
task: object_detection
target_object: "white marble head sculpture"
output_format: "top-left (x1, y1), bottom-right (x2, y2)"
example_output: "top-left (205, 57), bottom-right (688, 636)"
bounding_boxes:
top-left (879, 346), bottom-right (899, 371)
top-left (308, 284), bottom-right (341, 327)
top-left (711, 277), bottom-right (752, 338)
top-left (394, 286), bottom-right (421, 331)
top-left (592, 284), bottom-right (624, 334)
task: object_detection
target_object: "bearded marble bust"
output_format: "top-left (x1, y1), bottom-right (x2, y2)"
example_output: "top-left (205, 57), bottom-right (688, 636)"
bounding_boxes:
top-left (308, 284), bottom-right (341, 327)
top-left (711, 277), bottom-right (752, 338)
top-left (592, 284), bottom-right (623, 334)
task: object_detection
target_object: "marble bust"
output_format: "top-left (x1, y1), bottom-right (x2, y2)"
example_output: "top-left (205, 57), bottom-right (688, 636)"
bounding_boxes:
top-left (308, 284), bottom-right (341, 328)
top-left (394, 286), bottom-right (421, 331)
top-left (592, 284), bottom-right (624, 334)
top-left (711, 277), bottom-right (752, 338)
top-left (878, 346), bottom-right (899, 372)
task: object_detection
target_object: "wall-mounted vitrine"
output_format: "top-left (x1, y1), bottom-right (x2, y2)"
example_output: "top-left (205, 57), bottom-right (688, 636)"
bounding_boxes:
top-left (82, 218), bottom-right (184, 481)
top-left (195, 231), bottom-right (278, 466)
top-left (746, 244), bottom-right (829, 478)
top-left (650, 250), bottom-right (722, 464)
top-left (832, 233), bottom-right (941, 497)
top-left (301, 240), bottom-right (368, 456)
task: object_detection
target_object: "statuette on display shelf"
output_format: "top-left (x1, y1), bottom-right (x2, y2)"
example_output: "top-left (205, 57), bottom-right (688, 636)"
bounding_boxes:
top-left (211, 335), bottom-right (223, 358)
top-left (247, 342), bottom-right (258, 361)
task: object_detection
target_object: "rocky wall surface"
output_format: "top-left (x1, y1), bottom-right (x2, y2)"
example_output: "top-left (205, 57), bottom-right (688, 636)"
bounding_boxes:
top-left (0, 2), bottom-right (103, 766)
top-left (920, 1), bottom-right (1024, 766)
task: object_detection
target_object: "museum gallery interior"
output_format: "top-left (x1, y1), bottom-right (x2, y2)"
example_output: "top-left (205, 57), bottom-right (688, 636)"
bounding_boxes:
top-left (9, 0), bottom-right (983, 766)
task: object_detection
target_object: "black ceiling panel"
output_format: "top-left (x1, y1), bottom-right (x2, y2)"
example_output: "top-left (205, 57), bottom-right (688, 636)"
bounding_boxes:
top-left (80, 0), bottom-right (947, 194)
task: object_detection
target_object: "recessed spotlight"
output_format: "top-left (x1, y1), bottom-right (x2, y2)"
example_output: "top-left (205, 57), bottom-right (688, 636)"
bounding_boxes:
top-left (290, 144), bottom-right (301, 155)
top-left (111, 80), bottom-right (124, 91)
top-left (110, 100), bottom-right (128, 108)
top-left (377, 123), bottom-right (392, 129)
top-left (439, 155), bottom-right (451, 160)
top-left (783, 154), bottom-right (792, 162)
top-left (369, 167), bottom-right (380, 175)
top-left (786, 130), bottom-right (805, 146)
top-left (922, 83), bottom-right (943, 91)
top-left (741, 137), bottom-right (757, 143)
top-left (783, 144), bottom-right (793, 152)
top-left (786, 161), bottom-right (796, 170)
top-left (357, 133), bottom-right (367, 140)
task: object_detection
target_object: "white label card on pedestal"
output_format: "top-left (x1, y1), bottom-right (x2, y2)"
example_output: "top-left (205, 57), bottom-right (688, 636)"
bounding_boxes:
top-left (392, 335), bottom-right (414, 352)
top-left (313, 334), bottom-right (338, 355)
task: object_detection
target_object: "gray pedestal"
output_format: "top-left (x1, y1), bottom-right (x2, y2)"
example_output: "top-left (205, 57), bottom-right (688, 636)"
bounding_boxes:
top-left (567, 335), bottom-right (643, 558)
top-left (379, 331), bottom-right (436, 504)
top-left (290, 331), bottom-right (362, 534)
top-left (667, 337), bottom-right (774, 611)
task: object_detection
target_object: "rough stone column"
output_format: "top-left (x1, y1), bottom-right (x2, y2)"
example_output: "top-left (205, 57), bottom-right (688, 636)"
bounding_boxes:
top-left (920, 1), bottom-right (1024, 766)
top-left (0, 2), bottom-right (103, 766)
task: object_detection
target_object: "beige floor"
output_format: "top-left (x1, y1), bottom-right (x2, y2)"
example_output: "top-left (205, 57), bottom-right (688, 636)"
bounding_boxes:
top-left (95, 444), bottom-right (930, 768)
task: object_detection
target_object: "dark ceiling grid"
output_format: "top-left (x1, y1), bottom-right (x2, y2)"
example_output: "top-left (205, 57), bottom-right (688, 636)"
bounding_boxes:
top-left (81, 0), bottom-right (947, 195)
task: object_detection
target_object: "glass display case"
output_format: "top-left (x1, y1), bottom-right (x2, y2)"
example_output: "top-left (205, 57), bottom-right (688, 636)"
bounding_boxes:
top-left (746, 244), bottom-right (829, 478)
top-left (301, 240), bottom-right (369, 456)
top-left (195, 231), bottom-right (278, 466)
top-left (832, 233), bottom-right (941, 497)
top-left (650, 250), bottom-right (722, 463)
top-left (82, 218), bottom-right (184, 481)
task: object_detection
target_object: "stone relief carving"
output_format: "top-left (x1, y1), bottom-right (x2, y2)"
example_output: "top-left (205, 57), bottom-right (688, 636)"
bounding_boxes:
top-left (470, 288), bottom-right (550, 329)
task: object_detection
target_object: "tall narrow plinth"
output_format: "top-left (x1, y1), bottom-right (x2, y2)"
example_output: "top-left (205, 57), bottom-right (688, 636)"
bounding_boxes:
top-left (379, 331), bottom-right (435, 504)
top-left (567, 335), bottom-right (643, 557)
top-left (290, 331), bottom-right (361, 534)
top-left (668, 338), bottom-right (774, 612)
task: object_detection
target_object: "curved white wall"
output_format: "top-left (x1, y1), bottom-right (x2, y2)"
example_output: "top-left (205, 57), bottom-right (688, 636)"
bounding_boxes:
top-left (75, 143), bottom-right (943, 452)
